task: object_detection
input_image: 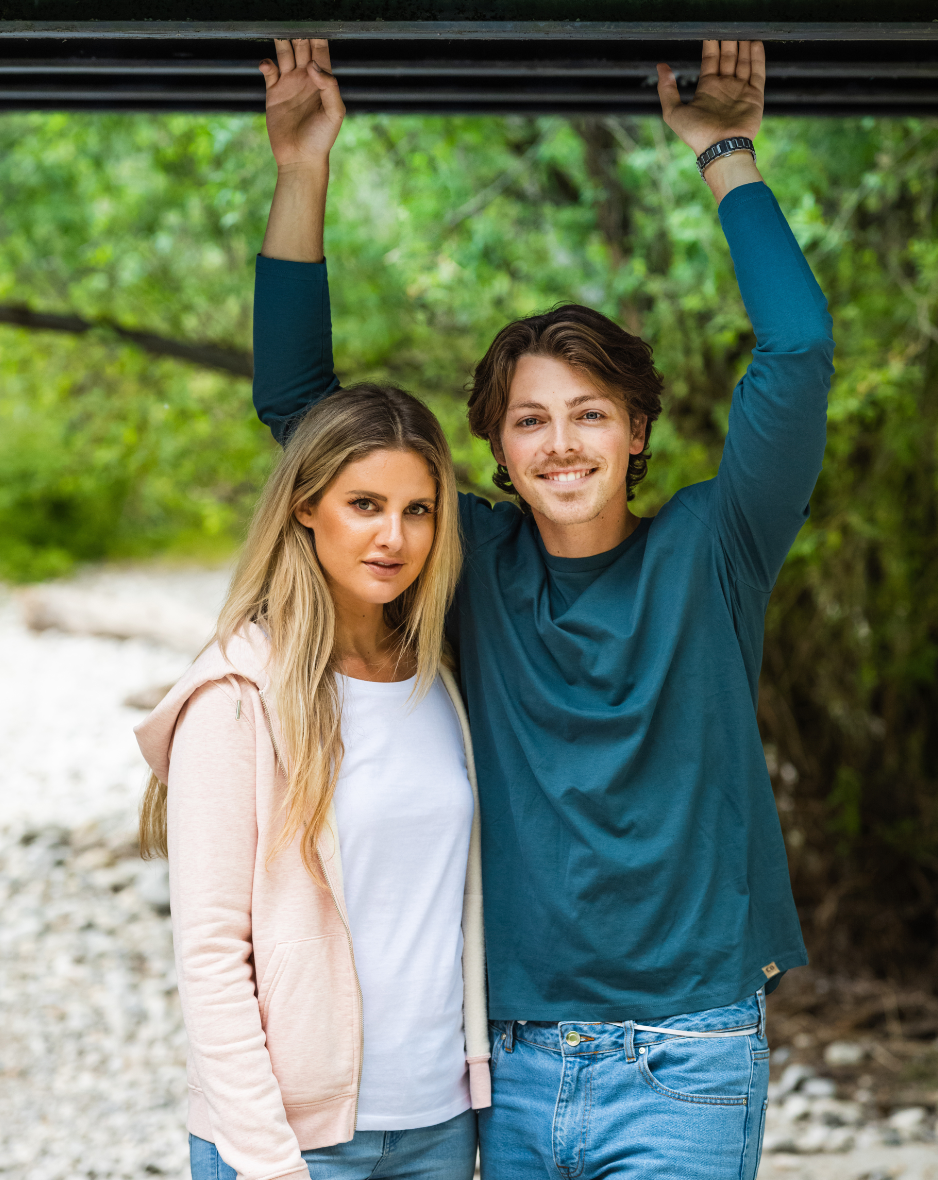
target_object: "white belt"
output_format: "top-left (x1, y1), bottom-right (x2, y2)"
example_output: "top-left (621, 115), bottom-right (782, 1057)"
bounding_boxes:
top-left (633, 1023), bottom-right (758, 1039)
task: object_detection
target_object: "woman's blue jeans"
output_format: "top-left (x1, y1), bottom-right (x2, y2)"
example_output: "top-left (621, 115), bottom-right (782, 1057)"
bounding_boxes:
top-left (479, 990), bottom-right (770, 1179)
top-left (189, 1109), bottom-right (476, 1180)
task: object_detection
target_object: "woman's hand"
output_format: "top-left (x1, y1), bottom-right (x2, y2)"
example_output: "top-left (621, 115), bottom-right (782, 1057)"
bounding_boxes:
top-left (260, 38), bottom-right (346, 168)
top-left (657, 40), bottom-right (765, 204)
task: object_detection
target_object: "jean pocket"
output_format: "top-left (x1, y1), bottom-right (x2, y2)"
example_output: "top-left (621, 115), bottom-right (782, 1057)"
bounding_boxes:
top-left (638, 1035), bottom-right (752, 1106)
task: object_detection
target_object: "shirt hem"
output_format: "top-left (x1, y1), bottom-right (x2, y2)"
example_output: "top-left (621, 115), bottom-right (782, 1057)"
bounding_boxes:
top-left (487, 952), bottom-right (808, 1024)
top-left (354, 1093), bottom-right (471, 1132)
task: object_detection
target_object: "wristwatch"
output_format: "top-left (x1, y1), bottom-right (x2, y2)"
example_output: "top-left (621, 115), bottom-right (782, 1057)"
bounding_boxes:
top-left (696, 137), bottom-right (757, 180)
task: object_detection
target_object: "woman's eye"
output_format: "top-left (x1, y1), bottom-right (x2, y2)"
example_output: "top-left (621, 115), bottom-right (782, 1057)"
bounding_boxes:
top-left (406, 504), bottom-right (433, 516)
top-left (352, 499), bottom-right (375, 511)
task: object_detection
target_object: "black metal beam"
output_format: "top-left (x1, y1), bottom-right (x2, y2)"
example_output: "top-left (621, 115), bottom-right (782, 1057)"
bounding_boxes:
top-left (2, 18), bottom-right (938, 115)
top-left (2, 21), bottom-right (938, 39)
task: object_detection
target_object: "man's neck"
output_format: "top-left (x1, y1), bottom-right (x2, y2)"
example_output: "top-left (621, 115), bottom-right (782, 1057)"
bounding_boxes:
top-left (533, 500), bottom-right (642, 560)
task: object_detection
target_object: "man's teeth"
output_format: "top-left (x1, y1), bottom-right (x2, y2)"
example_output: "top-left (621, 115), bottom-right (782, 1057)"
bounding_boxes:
top-left (546, 470), bottom-right (589, 482)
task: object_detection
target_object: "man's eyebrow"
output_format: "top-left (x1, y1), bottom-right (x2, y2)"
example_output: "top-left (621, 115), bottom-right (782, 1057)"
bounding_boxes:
top-left (508, 392), bottom-right (612, 413)
top-left (565, 392), bottom-right (612, 408)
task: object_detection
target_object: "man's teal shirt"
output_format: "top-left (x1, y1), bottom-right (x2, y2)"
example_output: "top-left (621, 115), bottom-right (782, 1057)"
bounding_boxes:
top-left (253, 182), bottom-right (834, 1021)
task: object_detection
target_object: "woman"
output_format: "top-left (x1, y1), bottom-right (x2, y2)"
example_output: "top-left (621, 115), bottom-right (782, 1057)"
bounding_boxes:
top-left (135, 383), bottom-right (490, 1180)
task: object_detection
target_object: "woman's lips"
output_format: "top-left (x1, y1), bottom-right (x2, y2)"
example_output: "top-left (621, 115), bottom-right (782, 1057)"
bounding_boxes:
top-left (363, 560), bottom-right (404, 578)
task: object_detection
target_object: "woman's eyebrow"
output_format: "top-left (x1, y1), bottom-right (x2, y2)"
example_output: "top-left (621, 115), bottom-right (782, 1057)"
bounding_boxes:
top-left (345, 489), bottom-right (387, 501)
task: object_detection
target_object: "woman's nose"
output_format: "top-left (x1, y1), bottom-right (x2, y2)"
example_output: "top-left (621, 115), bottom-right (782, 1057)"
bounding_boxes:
top-left (377, 514), bottom-right (405, 551)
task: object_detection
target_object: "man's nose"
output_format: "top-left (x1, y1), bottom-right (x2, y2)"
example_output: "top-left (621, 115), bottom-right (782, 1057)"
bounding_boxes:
top-left (543, 418), bottom-right (580, 455)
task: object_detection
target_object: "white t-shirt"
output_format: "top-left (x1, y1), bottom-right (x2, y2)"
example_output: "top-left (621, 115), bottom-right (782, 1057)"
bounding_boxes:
top-left (333, 672), bottom-right (474, 1131)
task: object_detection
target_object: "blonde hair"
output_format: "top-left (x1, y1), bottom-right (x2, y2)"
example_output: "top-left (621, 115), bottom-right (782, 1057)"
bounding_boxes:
top-left (140, 384), bottom-right (462, 876)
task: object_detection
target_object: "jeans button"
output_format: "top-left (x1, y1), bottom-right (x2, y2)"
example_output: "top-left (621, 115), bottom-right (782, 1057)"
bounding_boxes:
top-left (565, 1031), bottom-right (581, 1046)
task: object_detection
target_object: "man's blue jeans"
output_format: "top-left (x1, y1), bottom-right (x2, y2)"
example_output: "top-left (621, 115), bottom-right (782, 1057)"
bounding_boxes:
top-left (189, 1108), bottom-right (477, 1180)
top-left (480, 990), bottom-right (769, 1179)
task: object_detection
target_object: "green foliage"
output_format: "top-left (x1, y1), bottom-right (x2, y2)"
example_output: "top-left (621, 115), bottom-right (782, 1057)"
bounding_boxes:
top-left (1, 109), bottom-right (937, 977)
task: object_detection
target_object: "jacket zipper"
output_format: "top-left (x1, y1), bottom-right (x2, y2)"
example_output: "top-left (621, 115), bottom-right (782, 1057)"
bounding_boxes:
top-left (257, 688), bottom-right (365, 1127)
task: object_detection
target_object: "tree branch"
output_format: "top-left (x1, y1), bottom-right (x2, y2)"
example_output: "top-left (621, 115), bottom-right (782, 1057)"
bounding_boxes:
top-left (0, 304), bottom-right (253, 379)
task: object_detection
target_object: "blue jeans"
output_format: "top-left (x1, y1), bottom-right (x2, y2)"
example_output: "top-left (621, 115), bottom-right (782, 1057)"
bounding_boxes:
top-left (480, 990), bottom-right (769, 1179)
top-left (189, 1109), bottom-right (477, 1180)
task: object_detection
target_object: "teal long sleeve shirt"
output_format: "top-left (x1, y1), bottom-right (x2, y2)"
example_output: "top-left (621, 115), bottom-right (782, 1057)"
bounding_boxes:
top-left (253, 182), bottom-right (834, 1021)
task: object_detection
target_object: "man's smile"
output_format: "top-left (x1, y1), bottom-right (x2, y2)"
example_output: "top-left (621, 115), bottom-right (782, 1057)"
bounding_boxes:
top-left (537, 467), bottom-right (598, 485)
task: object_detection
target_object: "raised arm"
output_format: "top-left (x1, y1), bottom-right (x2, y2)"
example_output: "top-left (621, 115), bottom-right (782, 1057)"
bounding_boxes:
top-left (253, 39), bottom-right (345, 444)
top-left (658, 41), bottom-right (834, 588)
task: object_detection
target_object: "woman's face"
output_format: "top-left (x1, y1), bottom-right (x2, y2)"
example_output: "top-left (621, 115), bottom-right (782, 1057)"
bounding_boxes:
top-left (295, 447), bottom-right (438, 607)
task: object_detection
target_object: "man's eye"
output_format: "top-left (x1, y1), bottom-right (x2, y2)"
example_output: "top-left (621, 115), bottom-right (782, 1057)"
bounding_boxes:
top-left (582, 410), bottom-right (603, 421)
top-left (519, 417), bottom-right (540, 427)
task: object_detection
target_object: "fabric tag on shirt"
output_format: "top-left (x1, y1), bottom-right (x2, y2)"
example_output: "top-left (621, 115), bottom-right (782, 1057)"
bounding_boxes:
top-left (761, 962), bottom-right (780, 979)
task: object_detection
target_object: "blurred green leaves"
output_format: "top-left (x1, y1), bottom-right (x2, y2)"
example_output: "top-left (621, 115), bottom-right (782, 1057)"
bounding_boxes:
top-left (1, 109), bottom-right (938, 973)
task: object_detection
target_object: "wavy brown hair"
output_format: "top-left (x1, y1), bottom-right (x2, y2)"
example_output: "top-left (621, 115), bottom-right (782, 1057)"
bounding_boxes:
top-left (140, 384), bottom-right (461, 877)
top-left (467, 303), bottom-right (663, 509)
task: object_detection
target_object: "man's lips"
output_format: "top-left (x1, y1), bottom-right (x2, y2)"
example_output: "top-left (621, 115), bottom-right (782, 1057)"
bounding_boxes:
top-left (363, 559), bottom-right (404, 578)
top-left (536, 466), bottom-right (597, 486)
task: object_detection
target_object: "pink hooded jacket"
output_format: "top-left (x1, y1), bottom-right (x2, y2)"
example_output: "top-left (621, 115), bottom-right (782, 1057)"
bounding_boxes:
top-left (135, 624), bottom-right (490, 1180)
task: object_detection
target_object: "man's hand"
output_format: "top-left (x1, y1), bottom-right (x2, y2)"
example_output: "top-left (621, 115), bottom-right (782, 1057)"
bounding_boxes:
top-left (657, 40), bottom-right (764, 156)
top-left (260, 38), bottom-right (345, 168)
top-left (258, 39), bottom-right (344, 261)
top-left (657, 41), bottom-right (765, 204)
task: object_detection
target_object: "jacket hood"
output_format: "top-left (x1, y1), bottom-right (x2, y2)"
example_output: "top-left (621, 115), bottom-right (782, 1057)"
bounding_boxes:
top-left (134, 622), bottom-right (272, 784)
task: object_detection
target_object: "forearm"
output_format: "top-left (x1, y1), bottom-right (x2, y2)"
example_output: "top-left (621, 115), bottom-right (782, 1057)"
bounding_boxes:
top-left (261, 159), bottom-right (329, 263)
top-left (713, 182), bottom-right (834, 587)
top-left (703, 151), bottom-right (764, 207)
top-left (253, 253), bottom-right (340, 444)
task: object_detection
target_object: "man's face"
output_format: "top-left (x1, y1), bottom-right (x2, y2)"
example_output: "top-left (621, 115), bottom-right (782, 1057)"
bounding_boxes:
top-left (493, 354), bottom-right (647, 530)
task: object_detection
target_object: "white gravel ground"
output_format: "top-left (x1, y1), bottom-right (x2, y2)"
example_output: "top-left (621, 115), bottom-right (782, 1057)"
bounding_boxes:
top-left (0, 564), bottom-right (934, 1180)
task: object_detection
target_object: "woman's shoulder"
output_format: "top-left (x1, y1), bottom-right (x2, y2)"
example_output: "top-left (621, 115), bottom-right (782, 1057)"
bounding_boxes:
top-left (134, 621), bottom-right (273, 783)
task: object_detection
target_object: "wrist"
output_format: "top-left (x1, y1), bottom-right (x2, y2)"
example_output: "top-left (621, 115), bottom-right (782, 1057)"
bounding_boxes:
top-left (275, 156), bottom-right (330, 178)
top-left (703, 152), bottom-right (763, 205)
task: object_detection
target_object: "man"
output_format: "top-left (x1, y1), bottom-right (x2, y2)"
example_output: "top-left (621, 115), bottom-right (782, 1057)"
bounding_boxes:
top-left (251, 36), bottom-right (833, 1179)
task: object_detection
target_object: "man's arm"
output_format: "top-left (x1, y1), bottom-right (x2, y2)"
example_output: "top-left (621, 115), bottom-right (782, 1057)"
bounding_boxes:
top-left (659, 41), bottom-right (834, 588)
top-left (253, 38), bottom-right (344, 444)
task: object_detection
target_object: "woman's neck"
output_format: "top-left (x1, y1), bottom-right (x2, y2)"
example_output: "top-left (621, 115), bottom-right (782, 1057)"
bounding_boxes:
top-left (331, 593), bottom-right (414, 683)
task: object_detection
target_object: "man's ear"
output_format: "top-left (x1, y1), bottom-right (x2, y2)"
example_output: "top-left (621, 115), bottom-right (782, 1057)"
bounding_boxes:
top-left (490, 433), bottom-right (507, 466)
top-left (629, 415), bottom-right (648, 456)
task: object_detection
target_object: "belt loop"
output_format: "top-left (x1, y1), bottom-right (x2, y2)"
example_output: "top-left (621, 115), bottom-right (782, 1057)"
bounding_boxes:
top-left (757, 987), bottom-right (767, 1040)
top-left (624, 1020), bottom-right (636, 1063)
top-left (504, 1020), bottom-right (516, 1053)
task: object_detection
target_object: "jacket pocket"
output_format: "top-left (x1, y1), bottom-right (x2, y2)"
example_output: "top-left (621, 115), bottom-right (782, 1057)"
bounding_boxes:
top-left (259, 935), bottom-right (358, 1106)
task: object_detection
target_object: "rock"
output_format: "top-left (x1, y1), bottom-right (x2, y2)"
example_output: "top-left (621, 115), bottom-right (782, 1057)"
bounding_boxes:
top-left (824, 1040), bottom-right (867, 1067)
top-left (124, 683), bottom-right (176, 710)
top-left (803, 1077), bottom-right (837, 1098)
top-left (0, 817), bottom-right (189, 1180)
top-left (777, 1062), bottom-right (816, 1097)
top-left (780, 1093), bottom-right (813, 1122)
top-left (763, 1129), bottom-right (799, 1153)
top-left (888, 1106), bottom-right (926, 1132)
top-left (796, 1123), bottom-right (834, 1153)
top-left (19, 585), bottom-right (215, 654)
top-left (136, 860), bottom-right (171, 914)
